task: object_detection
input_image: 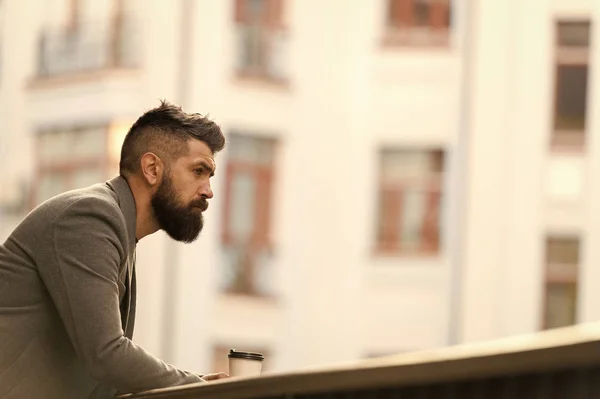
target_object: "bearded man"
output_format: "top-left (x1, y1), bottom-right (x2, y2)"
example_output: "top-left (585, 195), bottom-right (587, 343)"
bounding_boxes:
top-left (0, 101), bottom-right (228, 398)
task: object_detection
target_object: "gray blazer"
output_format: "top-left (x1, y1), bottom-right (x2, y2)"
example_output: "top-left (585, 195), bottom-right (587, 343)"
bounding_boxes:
top-left (0, 176), bottom-right (203, 398)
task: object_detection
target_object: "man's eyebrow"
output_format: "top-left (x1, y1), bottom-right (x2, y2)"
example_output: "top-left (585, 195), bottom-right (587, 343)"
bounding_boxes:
top-left (193, 160), bottom-right (216, 176)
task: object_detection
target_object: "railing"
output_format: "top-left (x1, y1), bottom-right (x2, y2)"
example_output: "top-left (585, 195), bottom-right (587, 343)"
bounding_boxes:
top-left (220, 241), bottom-right (275, 297)
top-left (383, 27), bottom-right (451, 47)
top-left (118, 322), bottom-right (600, 398)
top-left (37, 18), bottom-right (141, 77)
top-left (234, 24), bottom-right (288, 82)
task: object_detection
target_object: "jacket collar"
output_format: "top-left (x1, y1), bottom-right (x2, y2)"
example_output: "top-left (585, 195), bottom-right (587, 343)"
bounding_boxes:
top-left (106, 175), bottom-right (138, 248)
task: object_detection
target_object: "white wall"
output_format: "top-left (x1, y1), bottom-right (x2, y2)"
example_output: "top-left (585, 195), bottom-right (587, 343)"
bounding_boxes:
top-left (460, 0), bottom-right (599, 343)
top-left (171, 0), bottom-right (461, 372)
top-left (0, 0), bottom-right (41, 217)
top-left (500, 0), bottom-right (551, 338)
top-left (459, 0), bottom-right (515, 343)
top-left (580, 0), bottom-right (600, 323)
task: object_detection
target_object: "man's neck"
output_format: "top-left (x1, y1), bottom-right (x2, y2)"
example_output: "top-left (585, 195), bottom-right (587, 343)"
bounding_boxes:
top-left (123, 175), bottom-right (160, 241)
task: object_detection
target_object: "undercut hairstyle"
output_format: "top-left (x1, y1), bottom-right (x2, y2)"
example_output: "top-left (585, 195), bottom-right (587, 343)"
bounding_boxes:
top-left (119, 100), bottom-right (225, 176)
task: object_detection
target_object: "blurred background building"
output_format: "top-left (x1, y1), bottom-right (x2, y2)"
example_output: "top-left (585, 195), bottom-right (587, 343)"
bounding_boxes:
top-left (1, 0), bottom-right (600, 376)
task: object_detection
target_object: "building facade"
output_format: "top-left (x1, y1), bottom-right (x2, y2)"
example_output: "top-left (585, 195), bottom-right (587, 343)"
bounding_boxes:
top-left (0, 0), bottom-right (599, 376)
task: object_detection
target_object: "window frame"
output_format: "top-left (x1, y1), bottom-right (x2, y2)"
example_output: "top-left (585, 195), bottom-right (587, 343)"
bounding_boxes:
top-left (375, 148), bottom-right (444, 256)
top-left (31, 124), bottom-right (111, 208)
top-left (541, 235), bottom-right (580, 330)
top-left (233, 0), bottom-right (286, 82)
top-left (221, 135), bottom-right (277, 297)
top-left (383, 0), bottom-right (451, 48)
top-left (551, 19), bottom-right (591, 153)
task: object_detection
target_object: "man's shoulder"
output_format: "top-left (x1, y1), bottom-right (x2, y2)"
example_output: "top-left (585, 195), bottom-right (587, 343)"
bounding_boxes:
top-left (15, 182), bottom-right (127, 241)
top-left (40, 182), bottom-right (121, 220)
top-left (2, 181), bottom-right (127, 258)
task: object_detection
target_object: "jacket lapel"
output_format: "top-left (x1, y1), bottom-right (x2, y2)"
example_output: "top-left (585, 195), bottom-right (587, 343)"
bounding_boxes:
top-left (106, 176), bottom-right (138, 338)
top-left (126, 262), bottom-right (137, 338)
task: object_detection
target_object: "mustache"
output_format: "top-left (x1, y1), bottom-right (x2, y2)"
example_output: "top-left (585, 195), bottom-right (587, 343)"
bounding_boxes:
top-left (191, 198), bottom-right (209, 211)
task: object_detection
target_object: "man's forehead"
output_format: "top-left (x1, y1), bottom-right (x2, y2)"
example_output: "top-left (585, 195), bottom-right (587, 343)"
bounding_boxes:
top-left (187, 140), bottom-right (216, 167)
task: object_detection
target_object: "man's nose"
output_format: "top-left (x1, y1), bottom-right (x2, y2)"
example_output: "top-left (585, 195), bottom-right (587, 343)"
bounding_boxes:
top-left (200, 183), bottom-right (214, 199)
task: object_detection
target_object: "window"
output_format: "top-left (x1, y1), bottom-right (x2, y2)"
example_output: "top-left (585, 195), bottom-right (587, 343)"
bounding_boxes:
top-left (33, 126), bottom-right (109, 206)
top-left (542, 236), bottom-right (579, 329)
top-left (552, 21), bottom-right (590, 151)
top-left (221, 133), bottom-right (277, 296)
top-left (233, 0), bottom-right (287, 82)
top-left (384, 0), bottom-right (451, 47)
top-left (376, 148), bottom-right (444, 255)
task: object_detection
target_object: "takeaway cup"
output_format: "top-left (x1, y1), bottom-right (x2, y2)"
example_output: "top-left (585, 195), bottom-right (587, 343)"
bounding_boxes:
top-left (228, 349), bottom-right (264, 377)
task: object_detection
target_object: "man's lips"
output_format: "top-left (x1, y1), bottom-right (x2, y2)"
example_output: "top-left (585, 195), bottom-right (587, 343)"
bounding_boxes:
top-left (192, 201), bottom-right (209, 212)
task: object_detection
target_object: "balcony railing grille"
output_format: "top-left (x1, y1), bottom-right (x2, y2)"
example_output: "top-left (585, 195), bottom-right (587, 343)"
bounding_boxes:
top-left (37, 17), bottom-right (141, 77)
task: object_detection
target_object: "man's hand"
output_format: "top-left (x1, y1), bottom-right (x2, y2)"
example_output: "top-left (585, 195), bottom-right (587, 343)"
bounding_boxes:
top-left (202, 372), bottom-right (229, 381)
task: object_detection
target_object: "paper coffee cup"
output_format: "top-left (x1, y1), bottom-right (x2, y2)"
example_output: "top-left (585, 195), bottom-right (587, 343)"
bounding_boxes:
top-left (228, 349), bottom-right (264, 378)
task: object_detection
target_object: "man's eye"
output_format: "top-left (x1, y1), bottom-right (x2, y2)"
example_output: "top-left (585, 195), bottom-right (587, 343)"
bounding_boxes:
top-left (195, 169), bottom-right (204, 175)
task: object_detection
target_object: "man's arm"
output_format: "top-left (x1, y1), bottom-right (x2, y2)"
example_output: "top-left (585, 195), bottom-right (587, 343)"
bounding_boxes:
top-left (36, 197), bottom-right (204, 393)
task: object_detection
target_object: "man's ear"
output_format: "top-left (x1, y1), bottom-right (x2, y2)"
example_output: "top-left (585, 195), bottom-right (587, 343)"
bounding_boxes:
top-left (140, 152), bottom-right (163, 186)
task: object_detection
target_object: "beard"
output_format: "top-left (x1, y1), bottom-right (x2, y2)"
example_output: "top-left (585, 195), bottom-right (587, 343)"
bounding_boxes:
top-left (151, 173), bottom-right (207, 243)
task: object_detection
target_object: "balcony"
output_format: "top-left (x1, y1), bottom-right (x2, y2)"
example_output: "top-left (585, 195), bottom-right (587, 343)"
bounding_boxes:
top-left (26, 19), bottom-right (144, 129)
top-left (36, 18), bottom-right (141, 78)
top-left (118, 322), bottom-right (600, 398)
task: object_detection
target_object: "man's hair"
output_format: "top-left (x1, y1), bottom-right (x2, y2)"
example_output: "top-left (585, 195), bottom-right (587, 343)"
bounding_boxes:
top-left (119, 100), bottom-right (225, 176)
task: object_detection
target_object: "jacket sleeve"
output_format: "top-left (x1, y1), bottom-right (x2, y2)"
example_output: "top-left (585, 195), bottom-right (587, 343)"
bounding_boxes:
top-left (35, 197), bottom-right (204, 393)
